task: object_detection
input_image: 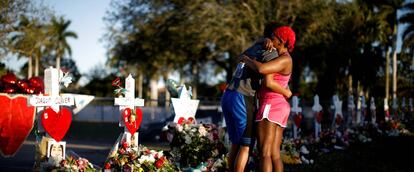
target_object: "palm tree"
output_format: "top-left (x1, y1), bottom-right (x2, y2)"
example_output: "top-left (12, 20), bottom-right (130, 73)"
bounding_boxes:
top-left (368, 0), bottom-right (404, 100)
top-left (10, 16), bottom-right (49, 77)
top-left (400, 2), bottom-right (414, 50)
top-left (48, 16), bottom-right (77, 70)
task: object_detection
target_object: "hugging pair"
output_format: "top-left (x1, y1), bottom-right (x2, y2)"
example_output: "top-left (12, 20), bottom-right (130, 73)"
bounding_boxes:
top-left (221, 24), bottom-right (295, 172)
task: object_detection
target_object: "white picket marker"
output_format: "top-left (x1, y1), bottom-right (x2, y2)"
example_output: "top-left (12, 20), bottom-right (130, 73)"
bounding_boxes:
top-left (370, 97), bottom-right (376, 124)
top-left (348, 95), bottom-right (356, 125)
top-left (27, 67), bottom-right (75, 163)
top-left (360, 96), bottom-right (367, 124)
top-left (312, 95), bottom-right (322, 139)
top-left (332, 97), bottom-right (343, 128)
top-left (113, 74), bottom-right (145, 146)
top-left (291, 96), bottom-right (302, 139)
top-left (384, 98), bottom-right (390, 121)
top-left (28, 67), bottom-right (75, 134)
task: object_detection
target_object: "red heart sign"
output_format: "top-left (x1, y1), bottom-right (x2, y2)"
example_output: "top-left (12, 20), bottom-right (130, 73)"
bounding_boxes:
top-left (316, 111), bottom-right (323, 124)
top-left (41, 107), bottom-right (72, 142)
top-left (122, 108), bottom-right (143, 135)
top-left (294, 113), bottom-right (302, 128)
top-left (335, 115), bottom-right (343, 125)
top-left (0, 94), bottom-right (35, 157)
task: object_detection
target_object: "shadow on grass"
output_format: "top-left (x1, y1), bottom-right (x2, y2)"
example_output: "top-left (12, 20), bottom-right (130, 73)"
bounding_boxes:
top-left (286, 136), bottom-right (414, 172)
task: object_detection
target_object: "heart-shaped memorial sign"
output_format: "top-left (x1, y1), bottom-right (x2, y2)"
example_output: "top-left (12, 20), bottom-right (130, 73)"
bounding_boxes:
top-left (294, 113), bottom-right (302, 128)
top-left (122, 108), bottom-right (143, 135)
top-left (0, 94), bottom-right (35, 157)
top-left (41, 107), bottom-right (72, 142)
top-left (316, 111), bottom-right (323, 124)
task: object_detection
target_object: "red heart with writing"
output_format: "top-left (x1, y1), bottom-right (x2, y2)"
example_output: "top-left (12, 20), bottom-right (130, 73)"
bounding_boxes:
top-left (41, 107), bottom-right (72, 142)
top-left (316, 111), bottom-right (323, 124)
top-left (122, 108), bottom-right (143, 135)
top-left (294, 113), bottom-right (302, 128)
top-left (0, 94), bottom-right (35, 157)
top-left (335, 115), bottom-right (343, 125)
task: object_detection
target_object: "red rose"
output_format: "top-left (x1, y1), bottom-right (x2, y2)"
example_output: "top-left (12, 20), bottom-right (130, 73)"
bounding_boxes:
top-left (112, 77), bottom-right (121, 87)
top-left (119, 148), bottom-right (125, 154)
top-left (104, 162), bottom-right (111, 169)
top-left (60, 160), bottom-right (67, 167)
top-left (122, 142), bottom-right (128, 149)
top-left (155, 158), bottom-right (164, 168)
top-left (145, 149), bottom-right (151, 155)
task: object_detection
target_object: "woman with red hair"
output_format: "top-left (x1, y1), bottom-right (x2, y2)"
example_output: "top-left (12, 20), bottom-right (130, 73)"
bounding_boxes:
top-left (243, 26), bottom-right (296, 172)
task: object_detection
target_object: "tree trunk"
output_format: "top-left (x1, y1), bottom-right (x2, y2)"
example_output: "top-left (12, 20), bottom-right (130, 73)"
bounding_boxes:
top-left (385, 48), bottom-right (390, 100)
top-left (28, 56), bottom-right (33, 78)
top-left (391, 23), bottom-right (398, 100)
top-left (163, 72), bottom-right (170, 107)
top-left (34, 56), bottom-right (39, 77)
top-left (150, 76), bottom-right (158, 106)
top-left (392, 49), bottom-right (397, 99)
top-left (56, 56), bottom-right (61, 70)
top-left (137, 71), bottom-right (143, 98)
top-left (179, 68), bottom-right (185, 85)
top-left (192, 61), bottom-right (198, 99)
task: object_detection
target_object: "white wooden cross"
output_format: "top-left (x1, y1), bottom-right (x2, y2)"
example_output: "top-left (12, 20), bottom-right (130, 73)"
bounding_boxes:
top-left (113, 74), bottom-right (144, 146)
top-left (28, 67), bottom-right (75, 134)
top-left (384, 98), bottom-right (390, 121)
top-left (291, 96), bottom-right (302, 139)
top-left (409, 98), bottom-right (413, 113)
top-left (171, 85), bottom-right (199, 124)
top-left (360, 96), bottom-right (367, 124)
top-left (347, 95), bottom-right (356, 125)
top-left (27, 67), bottom-right (75, 162)
top-left (312, 95), bottom-right (322, 139)
top-left (332, 96), bottom-right (343, 128)
top-left (370, 97), bottom-right (376, 124)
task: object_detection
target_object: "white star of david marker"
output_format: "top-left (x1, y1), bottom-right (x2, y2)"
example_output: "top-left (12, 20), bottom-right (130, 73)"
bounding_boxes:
top-left (171, 85), bottom-right (199, 123)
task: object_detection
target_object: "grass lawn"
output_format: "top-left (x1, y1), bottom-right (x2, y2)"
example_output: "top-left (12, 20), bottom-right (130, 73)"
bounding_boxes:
top-left (285, 135), bottom-right (414, 172)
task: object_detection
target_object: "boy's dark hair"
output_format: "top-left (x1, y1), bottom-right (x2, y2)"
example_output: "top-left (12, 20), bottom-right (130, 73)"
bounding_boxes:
top-left (263, 21), bottom-right (281, 38)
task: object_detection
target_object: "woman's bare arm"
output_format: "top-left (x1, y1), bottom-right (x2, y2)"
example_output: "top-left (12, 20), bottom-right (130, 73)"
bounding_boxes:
top-left (263, 74), bottom-right (292, 98)
top-left (243, 55), bottom-right (291, 75)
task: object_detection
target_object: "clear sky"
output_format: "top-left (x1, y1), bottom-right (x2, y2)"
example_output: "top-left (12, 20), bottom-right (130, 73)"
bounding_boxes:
top-left (44, 0), bottom-right (111, 74)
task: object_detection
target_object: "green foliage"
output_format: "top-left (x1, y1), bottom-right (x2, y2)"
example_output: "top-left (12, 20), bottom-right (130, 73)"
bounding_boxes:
top-left (101, 0), bottom-right (412, 101)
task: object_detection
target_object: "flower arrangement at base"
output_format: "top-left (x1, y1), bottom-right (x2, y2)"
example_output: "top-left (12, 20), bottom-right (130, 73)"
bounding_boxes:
top-left (167, 121), bottom-right (228, 171)
top-left (37, 155), bottom-right (97, 172)
top-left (104, 141), bottom-right (177, 172)
top-left (280, 138), bottom-right (302, 164)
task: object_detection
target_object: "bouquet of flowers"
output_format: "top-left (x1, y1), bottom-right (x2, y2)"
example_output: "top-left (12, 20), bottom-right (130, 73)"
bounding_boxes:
top-left (104, 141), bottom-right (177, 172)
top-left (38, 155), bottom-right (97, 172)
top-left (280, 138), bottom-right (302, 164)
top-left (167, 121), bottom-right (227, 171)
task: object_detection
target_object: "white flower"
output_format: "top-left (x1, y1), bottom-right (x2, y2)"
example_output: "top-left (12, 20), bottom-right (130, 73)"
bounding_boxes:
top-left (198, 125), bottom-right (208, 137)
top-left (183, 124), bottom-right (190, 131)
top-left (138, 155), bottom-right (156, 164)
top-left (176, 124), bottom-right (183, 132)
top-left (157, 151), bottom-right (164, 158)
top-left (300, 145), bottom-right (309, 154)
top-left (185, 135), bottom-right (192, 144)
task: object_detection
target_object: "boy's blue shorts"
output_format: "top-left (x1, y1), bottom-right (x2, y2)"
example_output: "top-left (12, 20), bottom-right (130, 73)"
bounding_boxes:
top-left (221, 89), bottom-right (256, 146)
